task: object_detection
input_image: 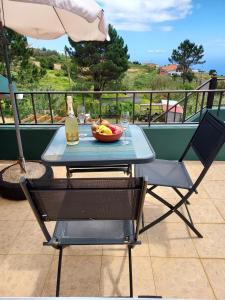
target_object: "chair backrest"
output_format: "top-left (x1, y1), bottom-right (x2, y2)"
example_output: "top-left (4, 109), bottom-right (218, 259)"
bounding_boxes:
top-left (180, 111), bottom-right (225, 169)
top-left (20, 177), bottom-right (146, 241)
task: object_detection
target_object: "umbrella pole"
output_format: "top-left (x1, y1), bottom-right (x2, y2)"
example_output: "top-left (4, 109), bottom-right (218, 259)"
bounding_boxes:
top-left (0, 22), bottom-right (26, 172)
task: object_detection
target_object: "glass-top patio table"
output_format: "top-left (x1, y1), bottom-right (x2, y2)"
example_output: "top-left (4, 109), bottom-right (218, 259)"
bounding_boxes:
top-left (41, 125), bottom-right (155, 167)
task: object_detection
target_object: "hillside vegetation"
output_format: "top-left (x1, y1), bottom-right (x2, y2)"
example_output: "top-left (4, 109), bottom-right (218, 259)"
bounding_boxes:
top-left (31, 62), bottom-right (210, 92)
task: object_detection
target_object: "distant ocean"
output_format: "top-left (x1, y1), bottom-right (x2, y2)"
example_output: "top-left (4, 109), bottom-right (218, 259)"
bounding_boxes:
top-left (199, 59), bottom-right (225, 76)
top-left (143, 57), bottom-right (225, 76)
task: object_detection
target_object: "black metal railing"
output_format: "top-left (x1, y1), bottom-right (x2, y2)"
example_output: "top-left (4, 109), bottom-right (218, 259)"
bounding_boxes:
top-left (0, 79), bottom-right (225, 126)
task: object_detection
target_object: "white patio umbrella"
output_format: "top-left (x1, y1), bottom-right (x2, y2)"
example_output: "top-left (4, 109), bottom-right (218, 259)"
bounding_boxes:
top-left (0, 0), bottom-right (108, 171)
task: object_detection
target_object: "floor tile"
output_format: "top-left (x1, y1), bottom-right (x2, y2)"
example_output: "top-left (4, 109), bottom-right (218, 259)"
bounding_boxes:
top-left (192, 224), bottom-right (225, 258)
top-left (0, 220), bottom-right (24, 254)
top-left (143, 196), bottom-right (184, 223)
top-left (102, 245), bottom-right (128, 257)
top-left (102, 232), bottom-right (149, 257)
top-left (210, 198), bottom-right (225, 221)
top-left (0, 255), bottom-right (7, 266)
top-left (100, 255), bottom-right (156, 297)
top-left (133, 257), bottom-right (156, 297)
top-left (187, 198), bottom-right (224, 224)
top-left (0, 198), bottom-right (31, 221)
top-left (184, 161), bottom-right (203, 180)
top-left (203, 181), bottom-right (225, 199)
top-left (0, 254), bottom-right (53, 296)
top-left (42, 255), bottom-right (101, 297)
top-left (203, 162), bottom-right (225, 181)
top-left (63, 245), bottom-right (102, 256)
top-left (184, 161), bottom-right (225, 182)
top-left (152, 257), bottom-right (215, 299)
top-left (147, 223), bottom-right (198, 258)
top-left (100, 256), bottom-right (129, 296)
top-left (202, 259), bottom-right (225, 300)
top-left (9, 221), bottom-right (55, 255)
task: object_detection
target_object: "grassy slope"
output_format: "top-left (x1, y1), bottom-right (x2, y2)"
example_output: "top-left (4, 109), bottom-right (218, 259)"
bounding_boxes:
top-left (37, 64), bottom-right (212, 92)
top-left (39, 70), bottom-right (73, 90)
top-left (123, 63), bottom-right (158, 90)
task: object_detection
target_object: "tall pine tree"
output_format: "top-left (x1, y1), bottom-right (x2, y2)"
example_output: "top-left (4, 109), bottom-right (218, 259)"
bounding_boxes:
top-left (169, 39), bottom-right (205, 83)
top-left (0, 28), bottom-right (32, 75)
top-left (67, 24), bottom-right (130, 91)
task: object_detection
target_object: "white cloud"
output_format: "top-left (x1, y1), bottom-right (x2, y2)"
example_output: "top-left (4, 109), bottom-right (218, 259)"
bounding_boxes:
top-left (98, 0), bottom-right (192, 31)
top-left (160, 25), bottom-right (173, 32)
top-left (148, 49), bottom-right (166, 54)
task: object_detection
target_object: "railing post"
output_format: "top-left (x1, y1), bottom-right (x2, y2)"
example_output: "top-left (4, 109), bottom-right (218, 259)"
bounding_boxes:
top-left (217, 92), bottom-right (223, 116)
top-left (0, 99), bottom-right (5, 124)
top-left (148, 93), bottom-right (153, 126)
top-left (165, 93), bottom-right (170, 124)
top-left (199, 91), bottom-right (205, 122)
top-left (31, 93), bottom-right (37, 124)
top-left (47, 93), bottom-right (54, 123)
top-left (132, 93), bottom-right (135, 124)
top-left (116, 93), bottom-right (119, 124)
top-left (206, 76), bottom-right (217, 108)
top-left (14, 94), bottom-right (21, 124)
top-left (99, 96), bottom-right (102, 119)
top-left (182, 92), bottom-right (188, 123)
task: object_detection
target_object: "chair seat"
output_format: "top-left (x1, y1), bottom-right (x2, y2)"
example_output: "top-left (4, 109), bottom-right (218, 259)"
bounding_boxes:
top-left (135, 159), bottom-right (193, 189)
top-left (49, 220), bottom-right (135, 246)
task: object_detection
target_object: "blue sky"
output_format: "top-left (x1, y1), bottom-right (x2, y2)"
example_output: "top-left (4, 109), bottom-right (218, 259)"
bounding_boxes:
top-left (28, 0), bottom-right (225, 74)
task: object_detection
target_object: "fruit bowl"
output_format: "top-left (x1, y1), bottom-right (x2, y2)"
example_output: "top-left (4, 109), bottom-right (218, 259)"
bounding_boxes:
top-left (92, 125), bottom-right (123, 142)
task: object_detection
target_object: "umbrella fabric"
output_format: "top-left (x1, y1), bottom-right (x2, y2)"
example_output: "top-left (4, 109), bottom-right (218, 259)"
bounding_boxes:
top-left (0, 0), bottom-right (108, 41)
top-left (0, 0), bottom-right (108, 171)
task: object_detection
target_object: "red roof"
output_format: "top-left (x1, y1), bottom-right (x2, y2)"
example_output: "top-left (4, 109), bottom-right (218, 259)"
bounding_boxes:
top-left (160, 64), bottom-right (177, 72)
top-left (162, 104), bottom-right (183, 114)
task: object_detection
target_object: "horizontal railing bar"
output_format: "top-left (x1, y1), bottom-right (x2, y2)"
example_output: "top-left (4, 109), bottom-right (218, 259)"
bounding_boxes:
top-left (1, 86), bottom-right (224, 126)
top-left (0, 121), bottom-right (202, 126)
top-left (1, 89), bottom-right (225, 95)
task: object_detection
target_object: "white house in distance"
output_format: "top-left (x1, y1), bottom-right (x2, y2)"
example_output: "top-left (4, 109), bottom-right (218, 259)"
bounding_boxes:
top-left (161, 100), bottom-right (183, 122)
top-left (168, 71), bottom-right (182, 76)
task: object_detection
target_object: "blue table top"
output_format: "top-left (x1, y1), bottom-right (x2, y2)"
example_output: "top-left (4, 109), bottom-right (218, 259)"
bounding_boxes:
top-left (41, 125), bottom-right (155, 166)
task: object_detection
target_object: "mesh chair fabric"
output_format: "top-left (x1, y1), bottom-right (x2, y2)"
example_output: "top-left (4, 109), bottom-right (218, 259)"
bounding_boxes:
top-left (135, 160), bottom-right (193, 189)
top-left (28, 178), bottom-right (143, 221)
top-left (191, 113), bottom-right (225, 167)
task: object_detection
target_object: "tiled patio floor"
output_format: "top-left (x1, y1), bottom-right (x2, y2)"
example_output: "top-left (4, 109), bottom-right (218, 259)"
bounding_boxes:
top-left (0, 161), bottom-right (225, 299)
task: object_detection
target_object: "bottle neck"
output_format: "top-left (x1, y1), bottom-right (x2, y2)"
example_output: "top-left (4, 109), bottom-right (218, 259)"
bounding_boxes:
top-left (67, 97), bottom-right (75, 117)
top-left (67, 105), bottom-right (74, 116)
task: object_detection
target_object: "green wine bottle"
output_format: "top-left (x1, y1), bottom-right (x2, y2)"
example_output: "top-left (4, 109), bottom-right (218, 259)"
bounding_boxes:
top-left (65, 96), bottom-right (79, 145)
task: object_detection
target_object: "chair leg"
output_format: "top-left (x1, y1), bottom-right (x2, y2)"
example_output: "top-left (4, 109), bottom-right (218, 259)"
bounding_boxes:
top-left (128, 245), bottom-right (133, 298)
top-left (66, 166), bottom-right (72, 179)
top-left (140, 190), bottom-right (203, 238)
top-left (56, 247), bottom-right (63, 297)
top-left (141, 212), bottom-right (145, 229)
top-left (172, 187), bottom-right (190, 205)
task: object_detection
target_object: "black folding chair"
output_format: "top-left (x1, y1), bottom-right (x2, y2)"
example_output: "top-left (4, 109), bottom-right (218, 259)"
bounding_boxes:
top-left (20, 177), bottom-right (146, 297)
top-left (66, 164), bottom-right (132, 178)
top-left (135, 111), bottom-right (225, 237)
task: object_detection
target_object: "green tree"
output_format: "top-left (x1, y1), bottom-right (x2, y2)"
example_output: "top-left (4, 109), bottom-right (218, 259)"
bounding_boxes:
top-left (209, 69), bottom-right (217, 76)
top-left (181, 70), bottom-right (195, 83)
top-left (0, 28), bottom-right (33, 75)
top-left (0, 29), bottom-right (48, 88)
top-left (67, 24), bottom-right (130, 91)
top-left (17, 62), bottom-right (47, 86)
top-left (169, 39), bottom-right (205, 83)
